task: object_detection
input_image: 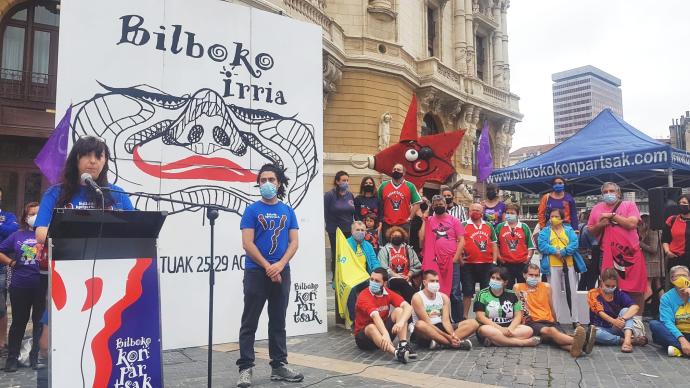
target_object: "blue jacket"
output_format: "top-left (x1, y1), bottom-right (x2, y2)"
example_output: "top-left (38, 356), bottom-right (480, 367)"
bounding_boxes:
top-left (347, 236), bottom-right (380, 274)
top-left (659, 288), bottom-right (688, 339)
top-left (537, 224), bottom-right (587, 275)
top-left (0, 210), bottom-right (19, 242)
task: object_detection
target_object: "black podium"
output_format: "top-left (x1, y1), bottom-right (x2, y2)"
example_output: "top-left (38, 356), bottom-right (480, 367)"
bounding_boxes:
top-left (47, 209), bottom-right (167, 388)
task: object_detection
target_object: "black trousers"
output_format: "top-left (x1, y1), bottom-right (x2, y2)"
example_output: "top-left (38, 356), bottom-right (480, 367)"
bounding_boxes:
top-left (387, 277), bottom-right (416, 303)
top-left (501, 262), bottom-right (527, 290)
top-left (7, 276), bottom-right (47, 361)
top-left (578, 246), bottom-right (601, 291)
top-left (236, 268), bottom-right (291, 371)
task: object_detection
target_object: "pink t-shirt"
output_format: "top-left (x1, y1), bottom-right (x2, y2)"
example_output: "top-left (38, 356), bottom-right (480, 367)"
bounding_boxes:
top-left (424, 214), bottom-right (465, 264)
top-left (588, 200), bottom-right (647, 292)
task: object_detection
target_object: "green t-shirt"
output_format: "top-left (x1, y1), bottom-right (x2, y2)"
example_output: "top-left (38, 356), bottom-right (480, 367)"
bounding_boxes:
top-left (473, 288), bottom-right (522, 326)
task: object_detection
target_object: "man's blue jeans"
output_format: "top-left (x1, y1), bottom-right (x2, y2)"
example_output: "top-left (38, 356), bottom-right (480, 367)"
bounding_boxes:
top-left (594, 307), bottom-right (633, 345)
top-left (649, 319), bottom-right (690, 349)
top-left (451, 263), bottom-right (464, 322)
top-left (236, 268), bottom-right (291, 371)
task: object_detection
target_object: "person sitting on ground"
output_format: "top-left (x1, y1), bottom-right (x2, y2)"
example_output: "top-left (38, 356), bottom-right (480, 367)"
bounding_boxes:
top-left (353, 267), bottom-right (415, 363)
top-left (587, 268), bottom-right (647, 353)
top-left (514, 264), bottom-right (593, 357)
top-left (474, 266), bottom-right (540, 347)
top-left (410, 270), bottom-right (478, 350)
top-left (649, 265), bottom-right (690, 357)
top-left (347, 221), bottom-right (381, 274)
top-left (378, 226), bottom-right (421, 302)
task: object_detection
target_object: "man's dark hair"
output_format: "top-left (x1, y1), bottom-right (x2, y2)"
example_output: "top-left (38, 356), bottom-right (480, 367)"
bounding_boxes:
top-left (372, 267), bottom-right (389, 282)
top-left (257, 163), bottom-right (290, 200)
top-left (489, 266), bottom-right (509, 281)
top-left (423, 269), bottom-right (438, 279)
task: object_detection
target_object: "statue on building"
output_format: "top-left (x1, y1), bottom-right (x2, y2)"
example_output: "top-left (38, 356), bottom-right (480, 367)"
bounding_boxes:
top-left (378, 112), bottom-right (392, 150)
top-left (458, 105), bottom-right (476, 167)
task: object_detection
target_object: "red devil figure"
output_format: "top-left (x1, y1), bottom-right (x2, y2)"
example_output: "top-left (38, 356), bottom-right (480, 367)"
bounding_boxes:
top-left (355, 95), bottom-right (464, 188)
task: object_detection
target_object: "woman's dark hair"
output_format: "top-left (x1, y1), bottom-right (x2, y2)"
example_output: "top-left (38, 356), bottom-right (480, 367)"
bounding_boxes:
top-left (549, 208), bottom-right (566, 219)
top-left (19, 202), bottom-right (39, 231)
top-left (489, 266), bottom-right (509, 282)
top-left (486, 183), bottom-right (499, 192)
top-left (678, 194), bottom-right (690, 205)
top-left (256, 163), bottom-right (289, 200)
top-left (333, 171), bottom-right (349, 186)
top-left (552, 176), bottom-right (565, 184)
top-left (359, 176), bottom-right (376, 194)
top-left (57, 136), bottom-right (114, 208)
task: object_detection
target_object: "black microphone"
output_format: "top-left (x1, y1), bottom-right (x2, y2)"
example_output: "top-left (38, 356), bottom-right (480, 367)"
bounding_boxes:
top-left (80, 173), bottom-right (103, 196)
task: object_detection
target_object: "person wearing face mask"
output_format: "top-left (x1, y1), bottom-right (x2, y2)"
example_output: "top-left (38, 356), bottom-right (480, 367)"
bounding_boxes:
top-left (495, 203), bottom-right (534, 288)
top-left (481, 183), bottom-right (506, 228)
top-left (378, 227), bottom-right (421, 302)
top-left (538, 209), bottom-right (587, 326)
top-left (377, 163), bottom-right (422, 245)
top-left (649, 265), bottom-right (690, 357)
top-left (514, 264), bottom-right (593, 358)
top-left (353, 268), bottom-right (414, 363)
top-left (662, 195), bottom-right (690, 273)
top-left (324, 171), bottom-right (356, 283)
top-left (441, 186), bottom-right (468, 222)
top-left (0, 186), bottom-right (18, 359)
top-left (419, 195), bottom-right (465, 322)
top-left (237, 163), bottom-right (304, 387)
top-left (440, 187), bottom-right (468, 323)
top-left (347, 221), bottom-right (381, 274)
top-left (461, 203), bottom-right (498, 319)
top-left (410, 270), bottom-right (478, 350)
top-left (587, 182), bottom-right (647, 315)
top-left (408, 197), bottom-right (430, 257)
top-left (587, 268), bottom-right (647, 352)
top-left (354, 176), bottom-right (381, 223)
top-left (537, 176), bottom-right (578, 231)
top-left (474, 267), bottom-right (540, 347)
top-left (0, 202), bottom-right (45, 372)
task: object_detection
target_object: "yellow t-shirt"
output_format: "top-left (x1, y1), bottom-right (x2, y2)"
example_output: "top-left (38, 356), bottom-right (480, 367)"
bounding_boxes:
top-left (676, 303), bottom-right (690, 334)
top-left (549, 228), bottom-right (574, 267)
top-left (355, 245), bottom-right (366, 268)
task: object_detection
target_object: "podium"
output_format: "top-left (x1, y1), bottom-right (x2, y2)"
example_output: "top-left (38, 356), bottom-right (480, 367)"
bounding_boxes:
top-left (47, 209), bottom-right (167, 388)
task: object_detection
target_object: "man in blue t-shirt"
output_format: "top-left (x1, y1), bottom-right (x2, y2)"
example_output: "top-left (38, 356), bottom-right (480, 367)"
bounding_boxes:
top-left (236, 164), bottom-right (303, 388)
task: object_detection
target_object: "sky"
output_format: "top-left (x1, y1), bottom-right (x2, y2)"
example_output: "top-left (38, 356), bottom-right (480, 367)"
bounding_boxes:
top-left (507, 0), bottom-right (690, 150)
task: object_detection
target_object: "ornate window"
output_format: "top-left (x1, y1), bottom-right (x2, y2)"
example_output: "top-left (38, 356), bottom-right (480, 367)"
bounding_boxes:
top-left (0, 1), bottom-right (59, 105)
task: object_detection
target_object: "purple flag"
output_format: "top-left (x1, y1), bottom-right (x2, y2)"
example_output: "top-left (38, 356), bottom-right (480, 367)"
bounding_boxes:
top-left (477, 121), bottom-right (493, 182)
top-left (35, 105), bottom-right (71, 185)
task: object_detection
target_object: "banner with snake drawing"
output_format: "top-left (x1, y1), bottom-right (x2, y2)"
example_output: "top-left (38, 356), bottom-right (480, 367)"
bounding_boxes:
top-left (53, 0), bottom-right (325, 358)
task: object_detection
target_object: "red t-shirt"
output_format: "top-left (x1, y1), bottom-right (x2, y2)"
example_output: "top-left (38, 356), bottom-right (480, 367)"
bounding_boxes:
top-left (353, 287), bottom-right (405, 334)
top-left (495, 221), bottom-right (534, 264)
top-left (377, 180), bottom-right (422, 225)
top-left (665, 215), bottom-right (690, 256)
top-left (461, 220), bottom-right (497, 264)
top-left (387, 245), bottom-right (410, 276)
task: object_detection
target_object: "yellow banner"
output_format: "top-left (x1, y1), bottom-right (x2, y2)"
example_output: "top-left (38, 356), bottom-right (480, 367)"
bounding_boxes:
top-left (334, 228), bottom-right (370, 328)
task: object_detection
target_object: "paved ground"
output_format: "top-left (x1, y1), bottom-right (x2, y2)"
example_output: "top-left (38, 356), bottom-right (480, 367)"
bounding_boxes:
top-left (2, 283), bottom-right (690, 387)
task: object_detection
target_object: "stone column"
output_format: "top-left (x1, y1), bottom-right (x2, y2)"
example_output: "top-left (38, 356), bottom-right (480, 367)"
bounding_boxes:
top-left (491, 5), bottom-right (503, 88)
top-left (501, 1), bottom-right (510, 89)
top-left (454, 0), bottom-right (467, 74)
top-left (464, 0), bottom-right (475, 77)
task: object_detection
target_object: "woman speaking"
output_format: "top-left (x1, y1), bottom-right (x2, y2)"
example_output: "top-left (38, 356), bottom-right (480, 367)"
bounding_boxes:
top-left (34, 136), bottom-right (134, 243)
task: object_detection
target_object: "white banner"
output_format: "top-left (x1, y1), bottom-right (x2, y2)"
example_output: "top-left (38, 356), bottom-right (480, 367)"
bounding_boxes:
top-left (56, 0), bottom-right (325, 349)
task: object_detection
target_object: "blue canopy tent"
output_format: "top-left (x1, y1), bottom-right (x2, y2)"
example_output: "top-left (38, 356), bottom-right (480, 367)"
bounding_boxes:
top-left (488, 109), bottom-right (690, 195)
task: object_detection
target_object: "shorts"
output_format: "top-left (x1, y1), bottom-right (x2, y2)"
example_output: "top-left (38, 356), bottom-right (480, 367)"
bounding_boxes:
top-left (354, 317), bottom-right (395, 350)
top-left (460, 263), bottom-right (494, 297)
top-left (0, 271), bottom-right (6, 318)
top-left (526, 321), bottom-right (564, 337)
top-left (411, 322), bottom-right (447, 348)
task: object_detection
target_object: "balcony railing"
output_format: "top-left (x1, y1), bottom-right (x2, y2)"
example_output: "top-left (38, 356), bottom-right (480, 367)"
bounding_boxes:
top-left (0, 68), bottom-right (56, 104)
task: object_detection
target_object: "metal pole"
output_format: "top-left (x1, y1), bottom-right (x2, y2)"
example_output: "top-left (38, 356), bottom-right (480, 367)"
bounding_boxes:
top-left (668, 168), bottom-right (674, 187)
top-left (207, 208), bottom-right (219, 388)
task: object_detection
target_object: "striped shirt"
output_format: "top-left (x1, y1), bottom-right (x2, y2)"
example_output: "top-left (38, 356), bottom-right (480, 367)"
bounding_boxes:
top-left (447, 204), bottom-right (468, 223)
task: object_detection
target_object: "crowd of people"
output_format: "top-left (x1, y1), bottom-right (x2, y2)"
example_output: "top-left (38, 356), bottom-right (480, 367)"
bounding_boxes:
top-left (326, 169), bottom-right (690, 365)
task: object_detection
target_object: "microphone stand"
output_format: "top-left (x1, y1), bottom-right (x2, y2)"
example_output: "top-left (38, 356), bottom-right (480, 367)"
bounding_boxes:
top-left (103, 187), bottom-right (229, 388)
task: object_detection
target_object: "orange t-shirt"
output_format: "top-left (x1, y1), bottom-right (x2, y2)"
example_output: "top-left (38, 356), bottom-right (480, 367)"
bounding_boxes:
top-left (513, 282), bottom-right (555, 323)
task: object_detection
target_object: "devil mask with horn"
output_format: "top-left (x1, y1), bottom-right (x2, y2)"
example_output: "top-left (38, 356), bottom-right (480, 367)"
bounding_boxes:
top-left (353, 95), bottom-right (464, 187)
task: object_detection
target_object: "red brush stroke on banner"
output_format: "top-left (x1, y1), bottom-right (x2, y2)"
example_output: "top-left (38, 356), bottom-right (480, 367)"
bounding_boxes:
top-left (51, 260), bottom-right (67, 311)
top-left (91, 258), bottom-right (151, 387)
top-left (81, 277), bottom-right (104, 312)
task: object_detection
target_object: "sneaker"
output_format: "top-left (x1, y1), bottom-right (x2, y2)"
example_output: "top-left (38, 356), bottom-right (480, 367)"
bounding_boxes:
top-left (631, 336), bottom-right (648, 347)
top-left (529, 336), bottom-right (542, 346)
top-left (4, 358), bottom-right (18, 373)
top-left (271, 364), bottom-right (304, 383)
top-left (428, 340), bottom-right (440, 350)
top-left (570, 325), bottom-right (586, 358)
top-left (668, 346), bottom-right (683, 357)
top-left (583, 325), bottom-right (597, 355)
top-left (458, 339), bottom-right (473, 351)
top-left (401, 342), bottom-right (417, 359)
top-left (394, 347), bottom-right (410, 364)
top-left (237, 368), bottom-right (252, 388)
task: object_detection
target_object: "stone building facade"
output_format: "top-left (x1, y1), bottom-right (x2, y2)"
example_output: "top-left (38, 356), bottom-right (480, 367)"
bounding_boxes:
top-left (0, 0), bottom-right (521, 213)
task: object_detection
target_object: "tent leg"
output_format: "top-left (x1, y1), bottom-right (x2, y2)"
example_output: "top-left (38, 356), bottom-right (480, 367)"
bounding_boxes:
top-left (668, 168), bottom-right (674, 187)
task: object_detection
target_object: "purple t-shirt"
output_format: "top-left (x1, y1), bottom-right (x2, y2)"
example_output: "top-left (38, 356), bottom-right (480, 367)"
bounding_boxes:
top-left (483, 201), bottom-right (506, 227)
top-left (324, 189), bottom-right (355, 233)
top-left (588, 288), bottom-right (634, 328)
top-left (0, 230), bottom-right (41, 289)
